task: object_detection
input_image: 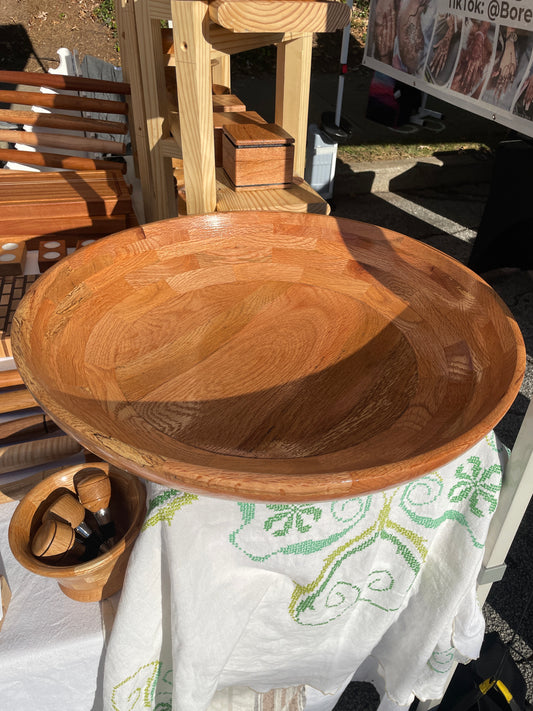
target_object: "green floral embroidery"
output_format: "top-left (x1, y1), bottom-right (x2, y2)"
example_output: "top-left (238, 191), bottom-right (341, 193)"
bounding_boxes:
top-left (289, 490), bottom-right (428, 625)
top-left (111, 661), bottom-right (173, 710)
top-left (449, 457), bottom-right (500, 518)
top-left (111, 660), bottom-right (161, 710)
top-left (142, 489), bottom-right (198, 530)
top-left (264, 504), bottom-right (322, 537)
top-left (399, 460), bottom-right (502, 548)
top-left (230, 496), bottom-right (372, 561)
top-left (428, 648), bottom-right (456, 673)
top-left (230, 442), bottom-right (502, 627)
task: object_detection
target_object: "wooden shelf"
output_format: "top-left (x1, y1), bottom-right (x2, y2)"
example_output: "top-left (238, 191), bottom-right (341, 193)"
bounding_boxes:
top-left (215, 171), bottom-right (330, 214)
top-left (208, 0), bottom-right (350, 33)
top-left (114, 0), bottom-right (349, 221)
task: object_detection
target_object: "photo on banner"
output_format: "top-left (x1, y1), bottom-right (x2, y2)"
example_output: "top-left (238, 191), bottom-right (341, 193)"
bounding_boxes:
top-left (363, 0), bottom-right (533, 137)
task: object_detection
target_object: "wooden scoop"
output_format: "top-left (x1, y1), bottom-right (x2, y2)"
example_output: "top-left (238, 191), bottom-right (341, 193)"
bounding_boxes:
top-left (43, 492), bottom-right (110, 553)
top-left (31, 518), bottom-right (84, 561)
top-left (76, 469), bottom-right (116, 544)
top-left (43, 492), bottom-right (86, 530)
top-left (76, 469), bottom-right (111, 514)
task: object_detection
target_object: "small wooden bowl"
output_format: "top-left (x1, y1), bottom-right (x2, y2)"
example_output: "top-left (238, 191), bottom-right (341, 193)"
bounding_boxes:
top-left (11, 212), bottom-right (526, 501)
top-left (8, 462), bottom-right (146, 602)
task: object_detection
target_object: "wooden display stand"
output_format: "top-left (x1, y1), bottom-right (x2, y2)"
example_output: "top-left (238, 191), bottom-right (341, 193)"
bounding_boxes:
top-left (114, 0), bottom-right (351, 221)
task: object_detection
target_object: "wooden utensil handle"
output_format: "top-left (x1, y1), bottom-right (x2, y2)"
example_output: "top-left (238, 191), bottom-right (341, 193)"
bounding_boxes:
top-left (0, 70), bottom-right (131, 95)
top-left (0, 149), bottom-right (126, 174)
top-left (0, 413), bottom-right (59, 445)
top-left (0, 90), bottom-right (129, 116)
top-left (0, 109), bottom-right (128, 135)
top-left (76, 470), bottom-right (112, 511)
top-left (0, 435), bottom-right (82, 475)
top-left (0, 129), bottom-right (127, 156)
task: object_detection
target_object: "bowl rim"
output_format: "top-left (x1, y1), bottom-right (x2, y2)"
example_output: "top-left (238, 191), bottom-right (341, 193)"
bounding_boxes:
top-left (11, 211), bottom-right (527, 502)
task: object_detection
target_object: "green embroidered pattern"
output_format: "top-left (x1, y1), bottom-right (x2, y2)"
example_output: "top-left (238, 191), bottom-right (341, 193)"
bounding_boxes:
top-left (288, 490), bottom-right (428, 625)
top-left (230, 445), bottom-right (503, 627)
top-left (449, 457), bottom-right (500, 518)
top-left (427, 648), bottom-right (456, 674)
top-left (111, 660), bottom-right (162, 710)
top-left (230, 496), bottom-right (372, 560)
top-left (400, 458), bottom-right (502, 547)
top-left (142, 489), bottom-right (198, 530)
top-left (111, 661), bottom-right (173, 710)
top-left (264, 504), bottom-right (323, 537)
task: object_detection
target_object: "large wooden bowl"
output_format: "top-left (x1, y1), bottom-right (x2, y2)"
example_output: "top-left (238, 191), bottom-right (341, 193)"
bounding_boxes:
top-left (12, 213), bottom-right (525, 502)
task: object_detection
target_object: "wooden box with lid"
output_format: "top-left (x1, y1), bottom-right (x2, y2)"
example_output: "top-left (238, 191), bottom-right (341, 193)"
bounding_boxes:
top-left (213, 111), bottom-right (267, 167)
top-left (222, 123), bottom-right (295, 190)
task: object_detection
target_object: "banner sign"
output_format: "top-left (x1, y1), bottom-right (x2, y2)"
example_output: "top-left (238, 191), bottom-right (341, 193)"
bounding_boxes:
top-left (363, 0), bottom-right (533, 137)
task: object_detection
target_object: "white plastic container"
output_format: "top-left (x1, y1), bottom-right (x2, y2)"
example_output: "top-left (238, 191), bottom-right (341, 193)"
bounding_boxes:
top-left (304, 124), bottom-right (338, 200)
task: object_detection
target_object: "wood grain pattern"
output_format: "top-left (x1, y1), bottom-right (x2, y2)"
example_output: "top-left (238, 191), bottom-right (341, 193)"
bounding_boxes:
top-left (222, 123), bottom-right (295, 189)
top-left (0, 387), bottom-right (39, 414)
top-left (8, 463), bottom-right (146, 601)
top-left (215, 169), bottom-right (329, 214)
top-left (11, 213), bottom-right (526, 502)
top-left (0, 90), bottom-right (128, 116)
top-left (0, 170), bottom-right (133, 219)
top-left (209, 0), bottom-right (351, 33)
top-left (212, 94), bottom-right (246, 112)
top-left (0, 70), bottom-right (131, 95)
top-left (0, 435), bottom-right (82, 474)
top-left (0, 413), bottom-right (59, 445)
top-left (171, 0), bottom-right (217, 215)
top-left (0, 149), bottom-right (126, 174)
top-left (0, 129), bottom-right (127, 156)
top-left (0, 215), bottom-right (128, 248)
top-left (0, 370), bottom-right (24, 389)
top-left (213, 111), bottom-right (266, 166)
top-left (0, 575), bottom-right (11, 632)
top-left (0, 109), bottom-right (128, 135)
top-left (275, 34), bottom-right (313, 177)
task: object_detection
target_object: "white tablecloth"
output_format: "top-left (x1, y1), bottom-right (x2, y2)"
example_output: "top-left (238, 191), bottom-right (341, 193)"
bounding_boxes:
top-left (0, 498), bottom-right (107, 709)
top-left (104, 432), bottom-right (507, 711)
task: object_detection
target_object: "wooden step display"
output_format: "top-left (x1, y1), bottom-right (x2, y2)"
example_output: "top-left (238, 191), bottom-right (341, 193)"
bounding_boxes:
top-left (215, 168), bottom-right (330, 214)
top-left (212, 94), bottom-right (246, 113)
top-left (222, 123), bottom-right (295, 190)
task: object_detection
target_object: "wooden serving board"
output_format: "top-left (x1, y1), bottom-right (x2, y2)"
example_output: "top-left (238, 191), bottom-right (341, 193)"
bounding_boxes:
top-left (10, 213), bottom-right (526, 502)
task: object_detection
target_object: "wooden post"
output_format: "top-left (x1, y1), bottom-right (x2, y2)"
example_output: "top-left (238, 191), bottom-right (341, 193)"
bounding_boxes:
top-left (115, 0), bottom-right (155, 220)
top-left (211, 50), bottom-right (231, 91)
top-left (275, 34), bottom-right (313, 179)
top-left (133, 0), bottom-right (177, 219)
top-left (171, 0), bottom-right (217, 215)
